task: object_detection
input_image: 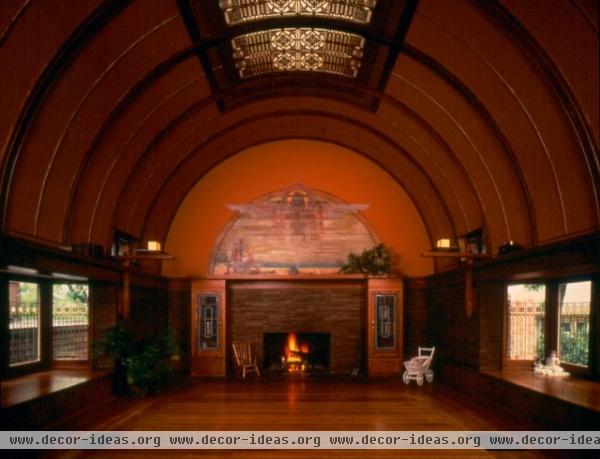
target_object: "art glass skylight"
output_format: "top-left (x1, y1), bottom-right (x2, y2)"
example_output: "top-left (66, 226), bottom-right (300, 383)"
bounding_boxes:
top-left (231, 28), bottom-right (365, 78)
top-left (220, 0), bottom-right (377, 25)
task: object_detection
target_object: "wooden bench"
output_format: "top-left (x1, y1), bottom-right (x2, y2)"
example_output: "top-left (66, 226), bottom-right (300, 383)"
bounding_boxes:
top-left (441, 363), bottom-right (600, 430)
top-left (1, 369), bottom-right (112, 429)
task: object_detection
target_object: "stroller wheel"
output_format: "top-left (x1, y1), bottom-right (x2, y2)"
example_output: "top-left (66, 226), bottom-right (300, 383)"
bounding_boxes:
top-left (402, 371), bottom-right (409, 385)
top-left (416, 374), bottom-right (424, 386)
top-left (426, 369), bottom-right (434, 383)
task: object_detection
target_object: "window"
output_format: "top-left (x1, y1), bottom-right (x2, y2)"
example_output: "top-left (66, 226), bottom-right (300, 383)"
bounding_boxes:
top-left (558, 281), bottom-right (591, 367)
top-left (53, 284), bottom-right (90, 361)
top-left (5, 278), bottom-right (90, 376)
top-left (9, 281), bottom-right (40, 366)
top-left (220, 0), bottom-right (377, 26)
top-left (507, 284), bottom-right (546, 360)
top-left (230, 28), bottom-right (365, 78)
top-left (505, 278), bottom-right (595, 371)
top-left (197, 294), bottom-right (219, 350)
top-left (220, 0), bottom-right (373, 79)
top-left (375, 294), bottom-right (396, 349)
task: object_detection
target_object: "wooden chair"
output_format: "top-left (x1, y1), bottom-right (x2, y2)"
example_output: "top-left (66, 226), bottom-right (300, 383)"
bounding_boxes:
top-left (232, 342), bottom-right (260, 379)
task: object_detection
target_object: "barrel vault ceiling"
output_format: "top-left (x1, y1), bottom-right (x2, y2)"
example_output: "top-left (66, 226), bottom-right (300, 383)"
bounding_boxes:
top-left (0, 0), bottom-right (598, 263)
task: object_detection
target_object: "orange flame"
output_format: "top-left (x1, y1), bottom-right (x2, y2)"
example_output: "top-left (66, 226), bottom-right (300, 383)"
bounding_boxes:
top-left (284, 332), bottom-right (309, 372)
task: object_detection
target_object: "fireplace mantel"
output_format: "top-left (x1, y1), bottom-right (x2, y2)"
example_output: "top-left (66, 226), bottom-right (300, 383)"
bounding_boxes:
top-left (202, 274), bottom-right (393, 281)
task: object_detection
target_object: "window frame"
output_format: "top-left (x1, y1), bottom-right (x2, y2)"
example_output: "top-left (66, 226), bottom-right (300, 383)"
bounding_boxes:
top-left (2, 274), bottom-right (92, 380)
top-left (503, 275), bottom-right (597, 377)
top-left (504, 282), bottom-right (547, 367)
top-left (554, 278), bottom-right (593, 375)
top-left (51, 282), bottom-right (92, 369)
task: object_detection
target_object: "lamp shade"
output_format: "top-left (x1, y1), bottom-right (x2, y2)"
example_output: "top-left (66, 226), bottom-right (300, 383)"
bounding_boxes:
top-left (147, 241), bottom-right (161, 251)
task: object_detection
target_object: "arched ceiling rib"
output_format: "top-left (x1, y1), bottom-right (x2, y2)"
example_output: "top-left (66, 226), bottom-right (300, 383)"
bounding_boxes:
top-left (33, 12), bottom-right (183, 236)
top-left (106, 99), bottom-right (481, 247)
top-left (485, 0), bottom-right (600, 225)
top-left (0, 0), bottom-right (127, 209)
top-left (129, 113), bottom-right (458, 245)
top-left (0, 0), bottom-right (598, 267)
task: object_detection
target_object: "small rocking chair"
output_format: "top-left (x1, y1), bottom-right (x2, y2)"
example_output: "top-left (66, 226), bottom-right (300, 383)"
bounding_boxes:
top-left (402, 346), bottom-right (435, 386)
top-left (232, 342), bottom-right (260, 379)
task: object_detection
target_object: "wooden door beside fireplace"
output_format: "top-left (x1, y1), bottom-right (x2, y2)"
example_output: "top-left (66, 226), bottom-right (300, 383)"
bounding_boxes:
top-left (367, 278), bottom-right (404, 376)
top-left (191, 279), bottom-right (226, 376)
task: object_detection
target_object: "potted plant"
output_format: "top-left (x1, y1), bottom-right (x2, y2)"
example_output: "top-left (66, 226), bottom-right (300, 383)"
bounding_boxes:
top-left (127, 330), bottom-right (180, 396)
top-left (95, 321), bottom-right (134, 395)
top-left (339, 243), bottom-right (392, 275)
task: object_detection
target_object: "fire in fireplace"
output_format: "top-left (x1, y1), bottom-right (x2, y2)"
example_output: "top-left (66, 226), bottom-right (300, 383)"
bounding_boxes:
top-left (284, 332), bottom-right (309, 372)
top-left (264, 332), bottom-right (330, 374)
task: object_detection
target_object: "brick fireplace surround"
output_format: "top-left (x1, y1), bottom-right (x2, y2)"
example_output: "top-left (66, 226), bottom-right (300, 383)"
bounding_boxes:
top-left (227, 280), bottom-right (366, 374)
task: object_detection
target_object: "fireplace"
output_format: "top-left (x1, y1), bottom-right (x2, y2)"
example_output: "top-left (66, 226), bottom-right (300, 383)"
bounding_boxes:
top-left (193, 278), bottom-right (401, 378)
top-left (227, 281), bottom-right (365, 375)
top-left (264, 332), bottom-right (331, 373)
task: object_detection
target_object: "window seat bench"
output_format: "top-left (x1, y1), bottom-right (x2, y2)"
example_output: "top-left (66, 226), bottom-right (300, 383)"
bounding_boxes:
top-left (441, 363), bottom-right (600, 429)
top-left (1, 369), bottom-right (111, 429)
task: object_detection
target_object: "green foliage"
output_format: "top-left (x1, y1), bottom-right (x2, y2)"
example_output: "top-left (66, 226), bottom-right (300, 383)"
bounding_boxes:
top-left (94, 322), bottom-right (134, 366)
top-left (339, 243), bottom-right (391, 275)
top-left (18, 282), bottom-right (39, 304)
top-left (535, 332), bottom-right (545, 360)
top-left (127, 330), bottom-right (180, 396)
top-left (95, 324), bottom-right (180, 396)
top-left (66, 284), bottom-right (89, 303)
top-left (523, 284), bottom-right (544, 292)
top-left (93, 322), bottom-right (135, 395)
top-left (560, 330), bottom-right (589, 366)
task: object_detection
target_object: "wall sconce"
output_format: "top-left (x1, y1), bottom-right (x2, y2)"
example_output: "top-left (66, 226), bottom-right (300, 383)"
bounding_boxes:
top-left (147, 240), bottom-right (161, 252)
top-left (436, 238), bottom-right (451, 249)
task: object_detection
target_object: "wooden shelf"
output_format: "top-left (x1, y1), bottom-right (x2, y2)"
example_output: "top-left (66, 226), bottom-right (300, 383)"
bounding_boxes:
top-left (204, 273), bottom-right (390, 281)
top-left (421, 251), bottom-right (491, 259)
top-left (113, 252), bottom-right (174, 261)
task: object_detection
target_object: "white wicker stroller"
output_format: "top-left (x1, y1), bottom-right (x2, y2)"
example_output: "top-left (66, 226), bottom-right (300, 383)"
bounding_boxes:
top-left (402, 346), bottom-right (435, 386)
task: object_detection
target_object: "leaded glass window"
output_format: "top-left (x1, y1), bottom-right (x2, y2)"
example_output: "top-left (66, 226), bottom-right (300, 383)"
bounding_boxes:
top-left (231, 28), bottom-right (364, 78)
top-left (197, 294), bottom-right (219, 350)
top-left (220, 0), bottom-right (377, 25)
top-left (375, 294), bottom-right (396, 349)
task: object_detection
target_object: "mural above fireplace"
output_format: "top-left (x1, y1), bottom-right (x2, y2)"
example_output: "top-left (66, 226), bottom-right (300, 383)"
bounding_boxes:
top-left (210, 184), bottom-right (377, 275)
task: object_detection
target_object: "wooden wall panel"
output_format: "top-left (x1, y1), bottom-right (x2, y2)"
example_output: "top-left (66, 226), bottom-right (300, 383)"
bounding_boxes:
top-left (477, 280), bottom-right (504, 371)
top-left (428, 271), bottom-right (479, 369)
top-left (90, 282), bottom-right (119, 371)
top-left (129, 284), bottom-right (168, 342)
top-left (168, 280), bottom-right (191, 372)
top-left (404, 277), bottom-right (429, 356)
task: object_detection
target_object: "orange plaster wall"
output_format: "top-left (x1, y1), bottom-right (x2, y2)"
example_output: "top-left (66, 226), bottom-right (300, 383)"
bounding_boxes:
top-left (162, 139), bottom-right (433, 278)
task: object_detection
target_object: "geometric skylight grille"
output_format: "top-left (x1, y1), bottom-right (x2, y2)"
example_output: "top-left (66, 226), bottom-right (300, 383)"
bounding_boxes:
top-left (231, 28), bottom-right (365, 78)
top-left (220, 0), bottom-right (377, 25)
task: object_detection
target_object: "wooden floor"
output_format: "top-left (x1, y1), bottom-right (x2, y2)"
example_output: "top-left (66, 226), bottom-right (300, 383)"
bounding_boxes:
top-left (37, 376), bottom-right (587, 459)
